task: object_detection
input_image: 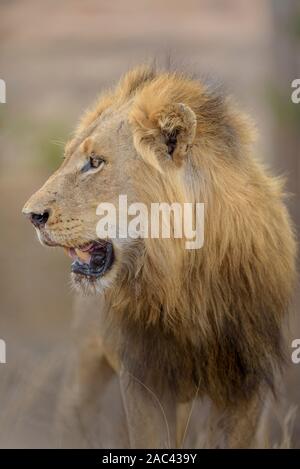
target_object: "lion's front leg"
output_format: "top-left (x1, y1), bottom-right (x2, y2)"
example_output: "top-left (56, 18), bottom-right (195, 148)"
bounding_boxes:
top-left (119, 367), bottom-right (177, 449)
top-left (57, 339), bottom-right (128, 448)
top-left (204, 395), bottom-right (263, 448)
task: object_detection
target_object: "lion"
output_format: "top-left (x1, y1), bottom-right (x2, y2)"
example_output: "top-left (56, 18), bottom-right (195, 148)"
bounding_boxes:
top-left (22, 64), bottom-right (296, 448)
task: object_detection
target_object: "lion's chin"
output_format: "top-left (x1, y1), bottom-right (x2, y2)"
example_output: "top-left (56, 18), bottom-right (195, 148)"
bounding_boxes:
top-left (70, 270), bottom-right (115, 295)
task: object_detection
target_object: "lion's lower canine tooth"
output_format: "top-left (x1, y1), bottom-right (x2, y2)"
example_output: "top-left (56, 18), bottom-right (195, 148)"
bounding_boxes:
top-left (75, 249), bottom-right (91, 262)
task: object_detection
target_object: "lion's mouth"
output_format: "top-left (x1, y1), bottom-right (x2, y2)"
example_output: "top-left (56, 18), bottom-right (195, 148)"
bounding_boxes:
top-left (64, 240), bottom-right (114, 278)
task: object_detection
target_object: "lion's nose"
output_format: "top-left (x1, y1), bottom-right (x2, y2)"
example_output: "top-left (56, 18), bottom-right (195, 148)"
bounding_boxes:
top-left (29, 210), bottom-right (50, 228)
top-left (22, 205), bottom-right (50, 228)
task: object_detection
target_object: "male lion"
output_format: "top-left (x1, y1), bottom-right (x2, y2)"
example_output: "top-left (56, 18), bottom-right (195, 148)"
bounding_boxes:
top-left (23, 65), bottom-right (296, 448)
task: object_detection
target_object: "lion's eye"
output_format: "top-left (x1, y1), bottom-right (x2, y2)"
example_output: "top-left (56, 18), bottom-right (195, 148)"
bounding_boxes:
top-left (82, 155), bottom-right (106, 173)
top-left (89, 155), bottom-right (104, 169)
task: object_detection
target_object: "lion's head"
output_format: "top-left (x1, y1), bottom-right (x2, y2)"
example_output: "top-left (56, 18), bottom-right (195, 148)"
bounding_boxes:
top-left (22, 65), bottom-right (200, 295)
top-left (22, 64), bottom-right (296, 307)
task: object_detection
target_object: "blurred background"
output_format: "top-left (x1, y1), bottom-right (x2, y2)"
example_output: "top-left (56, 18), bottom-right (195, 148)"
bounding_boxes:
top-left (0, 0), bottom-right (299, 447)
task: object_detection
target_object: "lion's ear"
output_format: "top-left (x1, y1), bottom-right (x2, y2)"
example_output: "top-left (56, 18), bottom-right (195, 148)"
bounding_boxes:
top-left (155, 103), bottom-right (197, 166)
top-left (130, 101), bottom-right (197, 169)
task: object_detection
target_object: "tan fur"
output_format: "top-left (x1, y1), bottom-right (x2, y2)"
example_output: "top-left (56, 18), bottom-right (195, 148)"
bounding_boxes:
top-left (23, 65), bottom-right (297, 448)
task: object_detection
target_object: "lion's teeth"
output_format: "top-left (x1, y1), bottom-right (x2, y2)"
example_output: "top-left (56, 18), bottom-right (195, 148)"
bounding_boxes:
top-left (75, 248), bottom-right (91, 262)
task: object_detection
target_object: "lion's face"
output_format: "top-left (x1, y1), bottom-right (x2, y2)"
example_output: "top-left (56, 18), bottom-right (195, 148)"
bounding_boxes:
top-left (23, 104), bottom-right (143, 293)
top-left (22, 66), bottom-right (200, 295)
